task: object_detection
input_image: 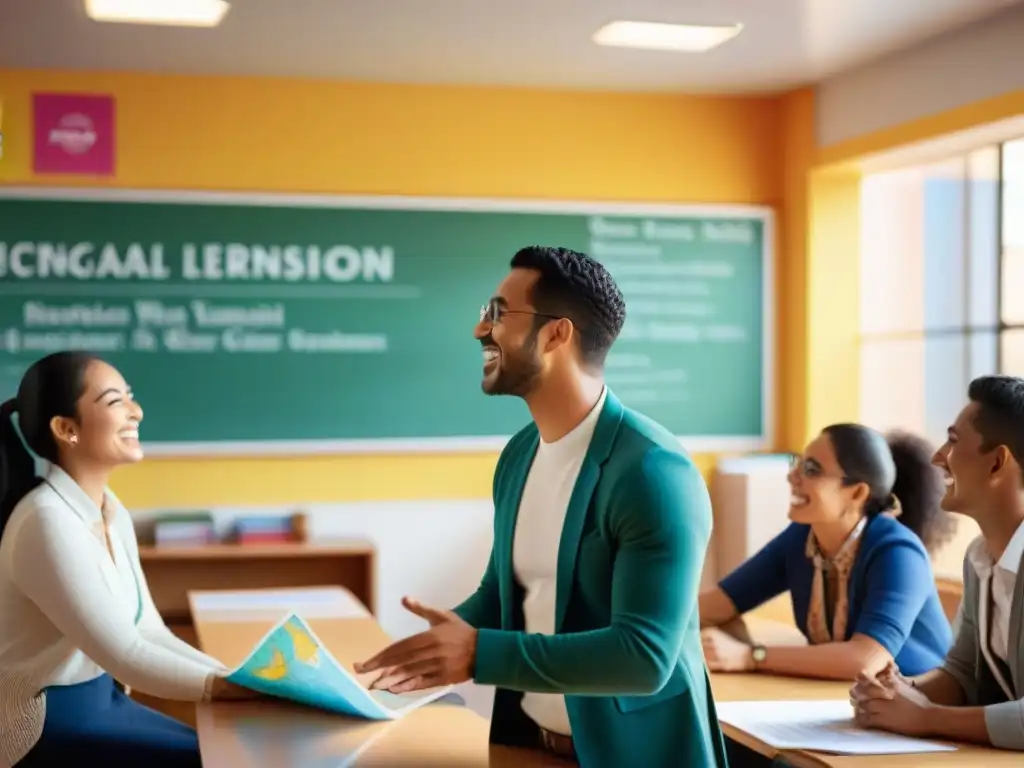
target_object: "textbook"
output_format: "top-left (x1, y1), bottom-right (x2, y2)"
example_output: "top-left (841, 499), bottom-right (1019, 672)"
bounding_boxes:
top-left (226, 612), bottom-right (455, 720)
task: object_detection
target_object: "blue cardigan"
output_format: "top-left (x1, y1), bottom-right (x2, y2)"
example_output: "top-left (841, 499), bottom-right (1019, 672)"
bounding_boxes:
top-left (718, 514), bottom-right (952, 676)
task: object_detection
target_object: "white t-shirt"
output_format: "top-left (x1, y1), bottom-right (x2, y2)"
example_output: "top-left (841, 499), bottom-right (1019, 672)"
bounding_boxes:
top-left (0, 465), bottom-right (227, 767)
top-left (512, 388), bottom-right (606, 736)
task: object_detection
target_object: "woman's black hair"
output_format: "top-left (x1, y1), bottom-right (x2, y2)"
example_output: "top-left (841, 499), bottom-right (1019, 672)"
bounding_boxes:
top-left (0, 351), bottom-right (98, 538)
top-left (823, 423), bottom-right (955, 554)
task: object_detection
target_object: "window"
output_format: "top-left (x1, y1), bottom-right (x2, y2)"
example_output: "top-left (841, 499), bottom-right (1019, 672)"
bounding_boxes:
top-left (859, 141), bottom-right (1020, 446)
top-left (859, 137), bottom-right (1023, 576)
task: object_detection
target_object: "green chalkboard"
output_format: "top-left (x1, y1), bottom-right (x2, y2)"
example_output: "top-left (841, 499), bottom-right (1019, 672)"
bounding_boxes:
top-left (0, 188), bottom-right (772, 455)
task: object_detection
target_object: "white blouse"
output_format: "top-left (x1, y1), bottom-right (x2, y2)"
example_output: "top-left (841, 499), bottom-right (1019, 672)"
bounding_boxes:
top-left (0, 465), bottom-right (227, 767)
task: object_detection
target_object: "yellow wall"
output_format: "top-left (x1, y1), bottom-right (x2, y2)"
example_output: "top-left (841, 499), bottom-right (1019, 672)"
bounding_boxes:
top-left (777, 89), bottom-right (814, 450)
top-left (0, 69), bottom-right (806, 509)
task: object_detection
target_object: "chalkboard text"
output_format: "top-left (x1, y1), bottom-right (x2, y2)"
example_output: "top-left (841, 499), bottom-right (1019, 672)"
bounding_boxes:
top-left (0, 241), bottom-right (395, 283)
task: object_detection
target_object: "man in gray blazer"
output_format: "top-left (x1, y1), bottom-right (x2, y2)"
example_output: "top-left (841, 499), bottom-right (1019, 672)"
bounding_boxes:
top-left (850, 375), bottom-right (1024, 750)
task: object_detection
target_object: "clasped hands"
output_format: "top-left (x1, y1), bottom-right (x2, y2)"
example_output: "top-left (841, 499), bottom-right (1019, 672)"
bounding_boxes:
top-left (354, 596), bottom-right (478, 693)
top-left (848, 661), bottom-right (934, 737)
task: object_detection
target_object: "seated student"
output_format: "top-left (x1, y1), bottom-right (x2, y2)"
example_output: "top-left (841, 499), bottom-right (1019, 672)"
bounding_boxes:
top-left (700, 424), bottom-right (954, 681)
top-left (851, 375), bottom-right (1024, 751)
top-left (0, 351), bottom-right (253, 768)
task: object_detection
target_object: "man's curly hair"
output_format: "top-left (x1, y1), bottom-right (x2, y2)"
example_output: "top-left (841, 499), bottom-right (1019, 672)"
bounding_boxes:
top-left (510, 245), bottom-right (626, 368)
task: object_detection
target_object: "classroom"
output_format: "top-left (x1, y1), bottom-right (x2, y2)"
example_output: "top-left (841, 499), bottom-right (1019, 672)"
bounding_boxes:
top-left (0, 1), bottom-right (1023, 766)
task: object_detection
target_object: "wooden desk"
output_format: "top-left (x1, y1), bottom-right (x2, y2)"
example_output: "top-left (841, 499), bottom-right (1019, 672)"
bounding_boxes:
top-left (191, 587), bottom-right (563, 766)
top-left (785, 747), bottom-right (1023, 768)
top-left (140, 542), bottom-right (377, 643)
top-left (712, 618), bottom-right (1016, 767)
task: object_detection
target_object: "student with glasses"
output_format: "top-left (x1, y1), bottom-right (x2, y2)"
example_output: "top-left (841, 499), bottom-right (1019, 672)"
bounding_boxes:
top-left (355, 246), bottom-right (728, 768)
top-left (699, 424), bottom-right (955, 685)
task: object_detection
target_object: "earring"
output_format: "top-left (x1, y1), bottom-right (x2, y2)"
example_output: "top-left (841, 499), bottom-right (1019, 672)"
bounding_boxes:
top-left (69, 435), bottom-right (78, 445)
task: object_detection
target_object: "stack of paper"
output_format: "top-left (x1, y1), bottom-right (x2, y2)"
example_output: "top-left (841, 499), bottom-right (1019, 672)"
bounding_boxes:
top-left (716, 700), bottom-right (957, 755)
top-left (192, 588), bottom-right (370, 621)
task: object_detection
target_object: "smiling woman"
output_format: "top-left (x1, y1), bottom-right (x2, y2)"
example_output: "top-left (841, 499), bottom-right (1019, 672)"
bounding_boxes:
top-left (698, 423), bottom-right (954, 686)
top-left (0, 351), bottom-right (255, 767)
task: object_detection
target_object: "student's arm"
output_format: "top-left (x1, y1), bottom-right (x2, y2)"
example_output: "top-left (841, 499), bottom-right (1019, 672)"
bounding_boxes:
top-left (110, 508), bottom-right (229, 671)
top-left (137, 580), bottom-right (227, 670)
top-left (9, 508), bottom-right (217, 702)
top-left (910, 599), bottom-right (971, 706)
top-left (908, 668), bottom-right (968, 706)
top-left (471, 449), bottom-right (709, 695)
top-left (753, 540), bottom-right (934, 681)
top-left (702, 527), bottom-right (794, 629)
top-left (916, 578), bottom-right (1024, 749)
top-left (699, 588), bottom-right (740, 628)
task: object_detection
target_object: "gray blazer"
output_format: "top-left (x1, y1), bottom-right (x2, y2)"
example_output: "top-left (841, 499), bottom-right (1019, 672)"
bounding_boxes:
top-left (939, 542), bottom-right (1024, 750)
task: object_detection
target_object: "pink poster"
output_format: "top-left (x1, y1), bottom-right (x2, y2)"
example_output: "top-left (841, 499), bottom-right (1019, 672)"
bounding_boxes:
top-left (32, 93), bottom-right (115, 175)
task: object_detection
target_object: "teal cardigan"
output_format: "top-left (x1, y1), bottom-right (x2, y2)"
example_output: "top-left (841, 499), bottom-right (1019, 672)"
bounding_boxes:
top-left (455, 391), bottom-right (728, 767)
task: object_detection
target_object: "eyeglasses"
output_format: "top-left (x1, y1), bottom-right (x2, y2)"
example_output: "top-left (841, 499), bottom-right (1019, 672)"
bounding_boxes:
top-left (479, 298), bottom-right (562, 325)
top-left (789, 454), bottom-right (851, 483)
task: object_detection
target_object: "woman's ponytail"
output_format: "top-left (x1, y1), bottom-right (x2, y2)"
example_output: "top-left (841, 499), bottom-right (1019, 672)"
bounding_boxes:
top-left (886, 430), bottom-right (956, 555)
top-left (0, 397), bottom-right (41, 538)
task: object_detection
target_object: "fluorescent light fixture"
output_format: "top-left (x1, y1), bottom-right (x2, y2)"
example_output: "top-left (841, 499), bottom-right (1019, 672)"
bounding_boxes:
top-left (85, 0), bottom-right (231, 27)
top-left (592, 20), bottom-right (742, 52)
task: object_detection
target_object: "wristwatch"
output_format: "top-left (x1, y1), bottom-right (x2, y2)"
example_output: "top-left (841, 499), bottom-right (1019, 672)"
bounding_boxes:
top-left (751, 643), bottom-right (767, 666)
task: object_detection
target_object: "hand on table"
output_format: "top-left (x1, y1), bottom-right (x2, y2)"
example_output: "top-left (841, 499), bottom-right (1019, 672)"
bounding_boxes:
top-left (354, 596), bottom-right (477, 694)
top-left (849, 661), bottom-right (932, 737)
top-left (701, 627), bottom-right (754, 672)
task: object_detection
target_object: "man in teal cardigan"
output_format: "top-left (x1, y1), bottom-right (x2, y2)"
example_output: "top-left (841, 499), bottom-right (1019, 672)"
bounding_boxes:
top-left (356, 246), bottom-right (728, 767)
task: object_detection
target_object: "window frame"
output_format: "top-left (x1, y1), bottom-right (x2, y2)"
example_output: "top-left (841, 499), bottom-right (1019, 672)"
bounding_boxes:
top-left (859, 138), bottom-right (1024, 416)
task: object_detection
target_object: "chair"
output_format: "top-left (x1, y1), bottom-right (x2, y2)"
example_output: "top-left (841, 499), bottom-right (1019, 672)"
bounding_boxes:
top-left (935, 577), bottom-right (963, 625)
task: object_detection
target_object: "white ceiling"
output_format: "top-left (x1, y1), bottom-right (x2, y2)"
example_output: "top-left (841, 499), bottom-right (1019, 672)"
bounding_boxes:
top-left (1, 0), bottom-right (1020, 93)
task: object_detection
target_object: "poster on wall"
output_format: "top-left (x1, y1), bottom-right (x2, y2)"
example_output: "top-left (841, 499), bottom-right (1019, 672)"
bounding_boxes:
top-left (32, 92), bottom-right (115, 176)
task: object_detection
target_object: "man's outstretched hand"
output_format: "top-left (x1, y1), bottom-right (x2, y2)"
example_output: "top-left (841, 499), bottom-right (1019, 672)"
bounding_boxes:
top-left (354, 596), bottom-right (478, 694)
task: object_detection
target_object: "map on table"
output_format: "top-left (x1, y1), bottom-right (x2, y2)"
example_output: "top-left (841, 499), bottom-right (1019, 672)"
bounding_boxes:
top-left (226, 612), bottom-right (454, 720)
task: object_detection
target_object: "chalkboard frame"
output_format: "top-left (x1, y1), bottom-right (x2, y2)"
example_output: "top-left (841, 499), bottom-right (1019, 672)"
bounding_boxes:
top-left (0, 186), bottom-right (774, 456)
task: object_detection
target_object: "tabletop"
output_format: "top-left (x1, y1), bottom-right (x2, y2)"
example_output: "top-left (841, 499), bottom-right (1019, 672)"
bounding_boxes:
top-left (190, 587), bottom-right (564, 766)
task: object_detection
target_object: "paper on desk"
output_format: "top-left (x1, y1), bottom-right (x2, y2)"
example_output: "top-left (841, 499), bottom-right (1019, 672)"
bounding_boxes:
top-left (191, 588), bottom-right (370, 620)
top-left (716, 700), bottom-right (957, 755)
top-left (227, 611), bottom-right (454, 721)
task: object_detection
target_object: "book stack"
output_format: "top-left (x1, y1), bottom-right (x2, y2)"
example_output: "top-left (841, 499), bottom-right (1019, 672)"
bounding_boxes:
top-left (153, 511), bottom-right (217, 548)
top-left (232, 515), bottom-right (296, 545)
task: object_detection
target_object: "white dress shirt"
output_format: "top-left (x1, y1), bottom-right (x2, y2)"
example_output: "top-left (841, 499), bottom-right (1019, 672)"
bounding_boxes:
top-left (512, 388), bottom-right (606, 737)
top-left (966, 519), bottom-right (1024, 699)
top-left (0, 465), bottom-right (227, 767)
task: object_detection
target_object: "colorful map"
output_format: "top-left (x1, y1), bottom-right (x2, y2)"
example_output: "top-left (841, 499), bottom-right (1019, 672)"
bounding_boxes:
top-left (226, 612), bottom-right (453, 720)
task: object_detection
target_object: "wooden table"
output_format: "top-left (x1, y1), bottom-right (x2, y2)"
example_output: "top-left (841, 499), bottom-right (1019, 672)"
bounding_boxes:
top-left (711, 619), bottom-right (1018, 767)
top-left (141, 542), bottom-right (377, 638)
top-left (190, 587), bottom-right (564, 766)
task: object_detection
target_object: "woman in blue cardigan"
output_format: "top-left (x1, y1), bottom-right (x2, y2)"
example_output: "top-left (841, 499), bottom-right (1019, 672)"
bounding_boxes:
top-left (700, 425), bottom-right (955, 681)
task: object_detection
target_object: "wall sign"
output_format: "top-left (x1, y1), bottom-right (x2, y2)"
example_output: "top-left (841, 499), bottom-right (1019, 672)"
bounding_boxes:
top-left (32, 93), bottom-right (115, 176)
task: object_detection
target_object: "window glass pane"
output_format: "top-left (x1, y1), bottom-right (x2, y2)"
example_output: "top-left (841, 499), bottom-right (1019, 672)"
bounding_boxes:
top-left (860, 336), bottom-right (925, 436)
top-left (1002, 138), bottom-right (1024, 249)
top-left (922, 158), bottom-right (967, 331)
top-left (968, 147), bottom-right (999, 328)
top-left (967, 331), bottom-right (998, 380)
top-left (1001, 247), bottom-right (1024, 325)
top-left (860, 334), bottom-right (973, 448)
top-left (923, 334), bottom-right (974, 445)
top-left (860, 169), bottom-right (925, 334)
top-left (1000, 328), bottom-right (1024, 377)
